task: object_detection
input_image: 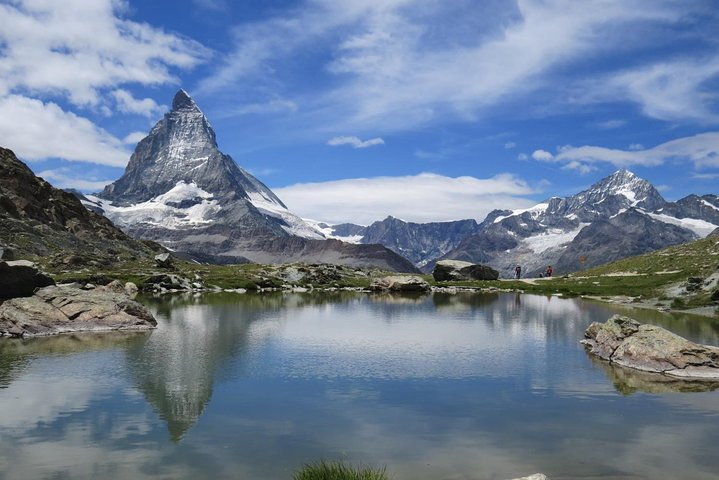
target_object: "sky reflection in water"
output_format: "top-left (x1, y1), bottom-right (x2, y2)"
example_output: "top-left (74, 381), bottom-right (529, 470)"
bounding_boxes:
top-left (1, 291), bottom-right (718, 480)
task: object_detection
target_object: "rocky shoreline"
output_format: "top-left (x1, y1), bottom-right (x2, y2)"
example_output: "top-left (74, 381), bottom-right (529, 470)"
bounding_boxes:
top-left (0, 280), bottom-right (156, 338)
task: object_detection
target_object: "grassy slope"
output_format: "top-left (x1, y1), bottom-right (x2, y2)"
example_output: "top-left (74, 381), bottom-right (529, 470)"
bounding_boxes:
top-left (431, 236), bottom-right (719, 309)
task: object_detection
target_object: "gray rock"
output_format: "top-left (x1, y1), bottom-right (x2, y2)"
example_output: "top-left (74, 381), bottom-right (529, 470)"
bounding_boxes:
top-left (125, 282), bottom-right (139, 298)
top-left (369, 276), bottom-right (431, 292)
top-left (143, 274), bottom-right (193, 291)
top-left (582, 315), bottom-right (719, 379)
top-left (0, 260), bottom-right (55, 300)
top-left (155, 252), bottom-right (174, 268)
top-left (433, 260), bottom-right (499, 282)
top-left (0, 284), bottom-right (156, 337)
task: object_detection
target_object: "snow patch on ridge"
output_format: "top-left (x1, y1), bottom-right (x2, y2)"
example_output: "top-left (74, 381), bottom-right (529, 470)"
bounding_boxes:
top-left (303, 219), bottom-right (364, 243)
top-left (645, 212), bottom-right (718, 238)
top-left (247, 192), bottom-right (325, 239)
top-left (522, 223), bottom-right (589, 254)
top-left (86, 181), bottom-right (221, 230)
top-left (493, 203), bottom-right (549, 224)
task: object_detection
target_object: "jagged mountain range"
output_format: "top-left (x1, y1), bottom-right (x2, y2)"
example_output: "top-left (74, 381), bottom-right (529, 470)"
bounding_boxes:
top-left (83, 90), bottom-right (416, 272)
top-left (11, 88), bottom-right (712, 276)
top-left (322, 169), bottom-right (719, 276)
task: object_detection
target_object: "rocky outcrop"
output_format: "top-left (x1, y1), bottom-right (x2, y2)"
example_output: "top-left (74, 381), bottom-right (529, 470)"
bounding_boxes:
top-left (432, 260), bottom-right (499, 282)
top-left (355, 216), bottom-right (481, 268)
top-left (0, 284), bottom-right (156, 337)
top-left (582, 315), bottom-right (719, 379)
top-left (0, 260), bottom-right (55, 300)
top-left (369, 276), bottom-right (431, 292)
top-left (155, 252), bottom-right (174, 268)
top-left (0, 147), bottom-right (160, 265)
top-left (142, 274), bottom-right (198, 292)
top-left (554, 208), bottom-right (696, 273)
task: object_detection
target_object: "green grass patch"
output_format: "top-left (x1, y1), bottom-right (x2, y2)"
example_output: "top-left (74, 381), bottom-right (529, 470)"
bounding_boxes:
top-left (293, 461), bottom-right (388, 480)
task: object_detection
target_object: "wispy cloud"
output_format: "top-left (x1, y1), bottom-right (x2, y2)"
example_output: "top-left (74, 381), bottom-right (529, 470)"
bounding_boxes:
top-left (327, 136), bottom-right (385, 149)
top-left (274, 172), bottom-right (538, 224)
top-left (532, 132), bottom-right (719, 172)
top-left (593, 119), bottom-right (626, 129)
top-left (504, 141), bottom-right (517, 149)
top-left (197, 0), bottom-right (703, 132)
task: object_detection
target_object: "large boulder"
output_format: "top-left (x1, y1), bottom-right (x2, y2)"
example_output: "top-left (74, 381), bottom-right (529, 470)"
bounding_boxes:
top-left (0, 284), bottom-right (156, 337)
top-left (433, 260), bottom-right (499, 282)
top-left (154, 252), bottom-right (174, 269)
top-left (369, 275), bottom-right (431, 292)
top-left (142, 274), bottom-right (193, 291)
top-left (582, 315), bottom-right (719, 379)
top-left (0, 260), bottom-right (55, 300)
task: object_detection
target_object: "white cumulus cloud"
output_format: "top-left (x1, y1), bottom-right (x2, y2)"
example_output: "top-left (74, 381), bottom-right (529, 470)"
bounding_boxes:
top-left (327, 136), bottom-right (385, 149)
top-left (0, 95), bottom-right (130, 166)
top-left (531, 149), bottom-right (554, 161)
top-left (274, 172), bottom-right (538, 225)
top-left (0, 0), bottom-right (209, 107)
top-left (112, 89), bottom-right (165, 117)
top-left (532, 132), bottom-right (719, 172)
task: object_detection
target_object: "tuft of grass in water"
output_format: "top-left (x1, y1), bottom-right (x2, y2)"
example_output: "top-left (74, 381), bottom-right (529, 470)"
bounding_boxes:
top-left (293, 460), bottom-right (389, 480)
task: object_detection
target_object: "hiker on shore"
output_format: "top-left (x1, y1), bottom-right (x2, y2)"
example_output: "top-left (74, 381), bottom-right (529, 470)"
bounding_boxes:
top-left (514, 264), bottom-right (521, 279)
top-left (545, 265), bottom-right (553, 278)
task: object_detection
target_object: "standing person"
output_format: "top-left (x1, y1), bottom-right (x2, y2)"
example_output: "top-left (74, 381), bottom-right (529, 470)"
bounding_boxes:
top-left (515, 264), bottom-right (522, 279)
top-left (545, 265), bottom-right (553, 278)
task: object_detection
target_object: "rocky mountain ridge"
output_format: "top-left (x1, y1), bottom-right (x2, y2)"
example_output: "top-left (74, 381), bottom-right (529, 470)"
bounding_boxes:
top-left (323, 169), bottom-right (718, 276)
top-left (0, 147), bottom-right (158, 267)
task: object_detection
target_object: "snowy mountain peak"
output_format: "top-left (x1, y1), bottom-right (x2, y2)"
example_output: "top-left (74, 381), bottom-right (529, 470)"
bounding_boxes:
top-left (577, 168), bottom-right (665, 211)
top-left (97, 90), bottom-right (325, 240)
top-left (172, 89), bottom-right (200, 112)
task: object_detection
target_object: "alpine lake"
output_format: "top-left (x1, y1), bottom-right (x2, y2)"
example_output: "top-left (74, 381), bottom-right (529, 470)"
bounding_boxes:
top-left (1, 290), bottom-right (718, 480)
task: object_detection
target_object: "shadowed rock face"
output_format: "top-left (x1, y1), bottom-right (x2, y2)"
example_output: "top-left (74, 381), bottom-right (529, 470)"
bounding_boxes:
top-left (553, 208), bottom-right (696, 273)
top-left (432, 260), bottom-right (499, 282)
top-left (582, 315), bottom-right (719, 379)
top-left (0, 147), bottom-right (158, 265)
top-left (0, 261), bottom-right (54, 300)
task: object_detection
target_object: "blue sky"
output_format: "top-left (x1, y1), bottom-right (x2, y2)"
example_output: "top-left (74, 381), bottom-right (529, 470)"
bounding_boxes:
top-left (1, 0), bottom-right (718, 224)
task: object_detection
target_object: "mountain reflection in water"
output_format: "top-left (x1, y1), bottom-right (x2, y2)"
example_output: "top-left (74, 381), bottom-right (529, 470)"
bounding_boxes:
top-left (1, 291), bottom-right (718, 480)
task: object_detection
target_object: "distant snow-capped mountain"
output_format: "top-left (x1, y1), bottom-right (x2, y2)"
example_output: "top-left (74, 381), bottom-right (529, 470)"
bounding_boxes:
top-left (84, 90), bottom-right (416, 272)
top-left (439, 169), bottom-right (716, 276)
top-left (318, 169), bottom-right (718, 275)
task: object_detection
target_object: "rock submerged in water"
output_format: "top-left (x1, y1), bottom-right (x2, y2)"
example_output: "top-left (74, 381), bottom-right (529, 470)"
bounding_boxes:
top-left (433, 260), bottom-right (499, 282)
top-left (369, 276), bottom-right (431, 292)
top-left (582, 315), bottom-right (719, 379)
top-left (0, 284), bottom-right (156, 337)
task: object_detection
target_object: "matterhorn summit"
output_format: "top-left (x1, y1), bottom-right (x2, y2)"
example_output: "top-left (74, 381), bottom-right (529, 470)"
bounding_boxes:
top-left (86, 90), bottom-right (415, 271)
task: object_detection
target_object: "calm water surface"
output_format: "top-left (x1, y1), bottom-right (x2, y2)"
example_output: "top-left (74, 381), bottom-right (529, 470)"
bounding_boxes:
top-left (1, 291), bottom-right (719, 480)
